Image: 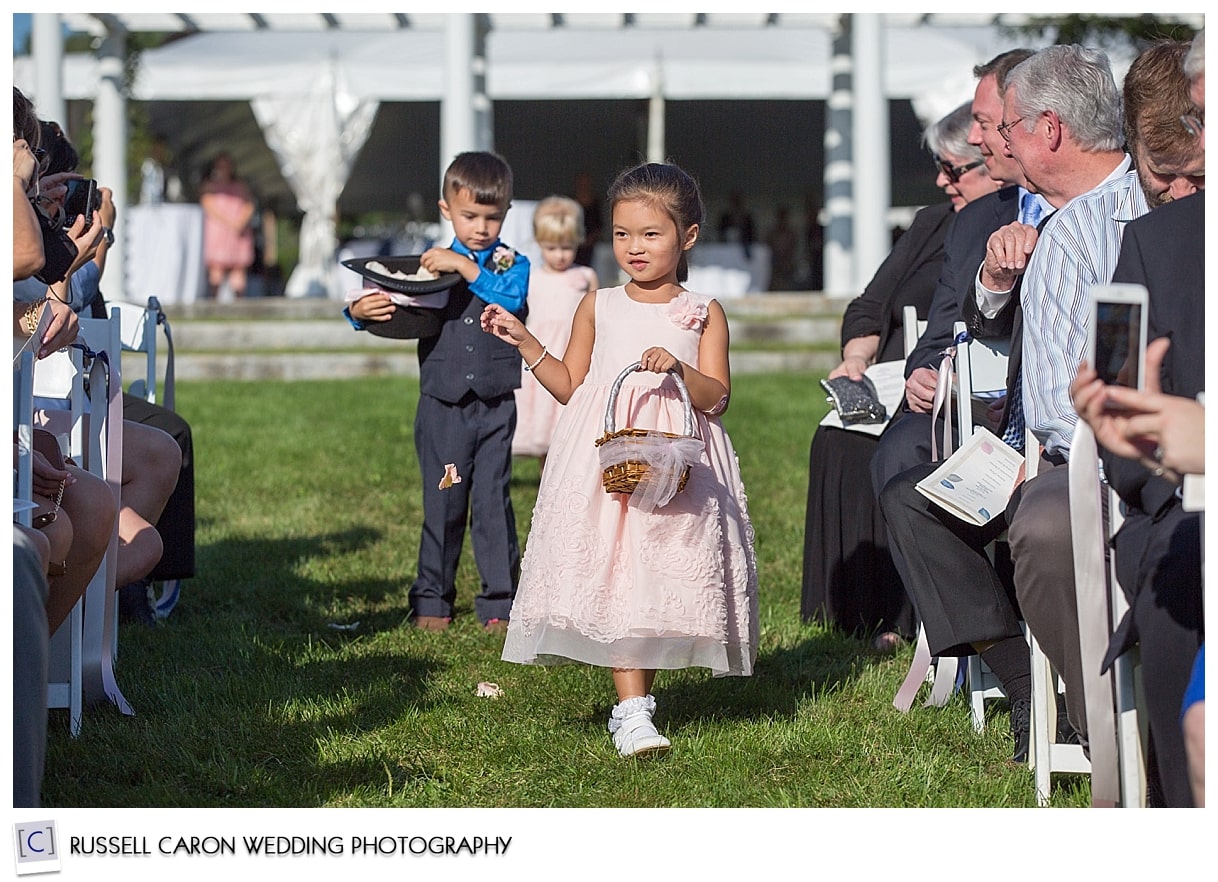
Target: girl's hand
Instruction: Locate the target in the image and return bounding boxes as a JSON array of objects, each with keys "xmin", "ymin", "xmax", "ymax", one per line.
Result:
[
  {"xmin": 639, "ymin": 347, "xmax": 680, "ymax": 376},
  {"xmin": 480, "ymin": 303, "xmax": 527, "ymax": 347},
  {"xmin": 348, "ymin": 290, "xmax": 395, "ymax": 323}
]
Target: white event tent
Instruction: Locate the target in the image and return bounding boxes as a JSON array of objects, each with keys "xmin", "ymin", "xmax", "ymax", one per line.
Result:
[{"xmin": 16, "ymin": 12, "xmax": 1082, "ymax": 300}]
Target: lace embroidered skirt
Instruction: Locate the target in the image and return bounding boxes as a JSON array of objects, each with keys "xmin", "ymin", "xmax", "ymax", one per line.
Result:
[{"xmin": 502, "ymin": 380, "xmax": 758, "ymax": 677}]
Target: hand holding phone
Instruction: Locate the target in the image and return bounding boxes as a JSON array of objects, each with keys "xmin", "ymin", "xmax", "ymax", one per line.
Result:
[
  {"xmin": 62, "ymin": 178, "xmax": 99, "ymax": 230},
  {"xmin": 1087, "ymin": 283, "xmax": 1148, "ymax": 391}
]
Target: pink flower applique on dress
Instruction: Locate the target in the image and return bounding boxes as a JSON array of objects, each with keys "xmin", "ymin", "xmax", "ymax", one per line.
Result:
[{"xmin": 667, "ymin": 292, "xmax": 708, "ymax": 331}]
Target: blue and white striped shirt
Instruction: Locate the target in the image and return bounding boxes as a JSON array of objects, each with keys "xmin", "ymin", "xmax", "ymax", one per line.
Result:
[{"xmin": 1020, "ymin": 156, "xmax": 1149, "ymax": 457}]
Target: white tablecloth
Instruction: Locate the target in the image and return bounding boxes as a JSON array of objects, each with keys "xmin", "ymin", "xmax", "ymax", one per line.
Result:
[{"xmin": 124, "ymin": 203, "xmax": 206, "ymax": 305}]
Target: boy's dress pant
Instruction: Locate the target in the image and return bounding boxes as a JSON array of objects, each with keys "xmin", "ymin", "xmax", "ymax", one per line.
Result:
[{"xmin": 409, "ymin": 390, "xmax": 520, "ymax": 624}]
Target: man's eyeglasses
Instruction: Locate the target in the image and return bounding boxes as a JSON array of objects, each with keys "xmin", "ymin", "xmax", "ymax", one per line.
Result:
[
  {"xmin": 935, "ymin": 155, "xmax": 984, "ymax": 183},
  {"xmin": 997, "ymin": 116, "xmax": 1024, "ymax": 142},
  {"xmin": 1181, "ymin": 115, "xmax": 1204, "ymax": 137}
]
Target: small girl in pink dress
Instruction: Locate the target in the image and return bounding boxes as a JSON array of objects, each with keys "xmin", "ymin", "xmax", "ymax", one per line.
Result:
[
  {"xmin": 481, "ymin": 163, "xmax": 758, "ymax": 759},
  {"xmin": 512, "ymin": 196, "xmax": 599, "ymax": 468}
]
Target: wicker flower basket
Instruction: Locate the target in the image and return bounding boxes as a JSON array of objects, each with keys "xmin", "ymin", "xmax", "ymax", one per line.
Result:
[{"xmin": 595, "ymin": 361, "xmax": 696, "ymax": 496}]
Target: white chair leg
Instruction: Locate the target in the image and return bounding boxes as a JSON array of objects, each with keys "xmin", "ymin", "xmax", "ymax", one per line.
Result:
[{"xmin": 47, "ymin": 602, "xmax": 84, "ymax": 737}]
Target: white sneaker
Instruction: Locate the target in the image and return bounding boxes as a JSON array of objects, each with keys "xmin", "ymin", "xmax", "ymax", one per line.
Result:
[{"xmin": 608, "ymin": 695, "xmax": 671, "ymax": 758}]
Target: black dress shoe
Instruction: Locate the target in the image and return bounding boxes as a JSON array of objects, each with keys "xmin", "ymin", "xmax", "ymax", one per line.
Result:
[
  {"xmin": 118, "ymin": 578, "xmax": 156, "ymax": 626},
  {"xmin": 1009, "ymin": 698, "xmax": 1031, "ymax": 764}
]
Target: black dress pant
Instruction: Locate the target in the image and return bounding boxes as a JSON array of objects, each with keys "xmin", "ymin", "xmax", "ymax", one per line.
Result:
[{"xmin": 122, "ymin": 392, "xmax": 196, "ymax": 580}]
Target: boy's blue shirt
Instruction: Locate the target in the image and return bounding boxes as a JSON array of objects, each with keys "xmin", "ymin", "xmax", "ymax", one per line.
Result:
[{"xmin": 448, "ymin": 236, "xmax": 530, "ymax": 314}]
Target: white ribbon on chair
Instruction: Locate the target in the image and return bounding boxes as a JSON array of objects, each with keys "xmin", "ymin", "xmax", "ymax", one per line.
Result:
[
  {"xmin": 1068, "ymin": 419, "xmax": 1120, "ymax": 806},
  {"xmin": 930, "ymin": 334, "xmax": 965, "ymax": 461},
  {"xmin": 893, "ymin": 628, "xmax": 960, "ymax": 712}
]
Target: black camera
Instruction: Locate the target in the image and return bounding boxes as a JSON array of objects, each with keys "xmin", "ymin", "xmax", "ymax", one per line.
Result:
[{"xmin": 63, "ymin": 178, "xmax": 101, "ymax": 229}]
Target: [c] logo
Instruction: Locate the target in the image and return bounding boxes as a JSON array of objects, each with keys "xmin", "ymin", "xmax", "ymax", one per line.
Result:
[{"xmin": 12, "ymin": 820, "xmax": 62, "ymax": 876}]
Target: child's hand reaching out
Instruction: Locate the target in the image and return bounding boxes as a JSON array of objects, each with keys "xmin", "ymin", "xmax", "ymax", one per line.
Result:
[
  {"xmin": 480, "ymin": 303, "xmax": 529, "ymax": 348},
  {"xmin": 639, "ymin": 347, "xmax": 682, "ymax": 377}
]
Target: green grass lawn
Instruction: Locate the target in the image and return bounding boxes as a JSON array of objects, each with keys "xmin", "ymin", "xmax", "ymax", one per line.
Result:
[{"xmin": 40, "ymin": 371, "xmax": 1090, "ymax": 808}]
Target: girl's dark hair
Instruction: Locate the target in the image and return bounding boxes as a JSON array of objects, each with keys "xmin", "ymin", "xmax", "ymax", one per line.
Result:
[{"xmin": 607, "ymin": 162, "xmax": 705, "ymax": 282}]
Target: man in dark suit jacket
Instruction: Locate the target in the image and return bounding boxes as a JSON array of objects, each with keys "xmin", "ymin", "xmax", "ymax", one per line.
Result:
[
  {"xmin": 1097, "ymin": 192, "xmax": 1204, "ymax": 807},
  {"xmin": 870, "ymin": 49, "xmax": 1035, "ymax": 525}
]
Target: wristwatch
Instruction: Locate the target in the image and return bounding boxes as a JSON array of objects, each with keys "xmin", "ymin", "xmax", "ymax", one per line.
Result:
[{"xmin": 101, "ymin": 226, "xmax": 115, "ymax": 246}]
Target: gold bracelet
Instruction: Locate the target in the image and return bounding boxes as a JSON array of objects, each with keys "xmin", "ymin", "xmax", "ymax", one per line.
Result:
[{"xmin": 22, "ymin": 298, "xmax": 46, "ymax": 337}]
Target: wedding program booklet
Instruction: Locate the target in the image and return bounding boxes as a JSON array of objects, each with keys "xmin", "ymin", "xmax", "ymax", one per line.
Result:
[{"xmin": 914, "ymin": 427, "xmax": 1024, "ymax": 525}]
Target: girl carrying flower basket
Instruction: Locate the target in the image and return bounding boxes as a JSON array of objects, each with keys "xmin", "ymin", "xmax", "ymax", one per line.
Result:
[{"xmin": 480, "ymin": 162, "xmax": 758, "ymax": 758}]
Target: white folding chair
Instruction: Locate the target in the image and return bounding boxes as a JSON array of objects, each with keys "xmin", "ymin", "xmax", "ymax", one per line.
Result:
[
  {"xmin": 73, "ymin": 314, "xmax": 135, "ymax": 716},
  {"xmin": 24, "ymin": 347, "xmax": 88, "ymax": 736},
  {"xmin": 107, "ymin": 296, "xmax": 175, "ymax": 410},
  {"xmin": 951, "ymin": 321, "xmax": 1015, "ymax": 731},
  {"xmin": 106, "ymin": 297, "xmax": 181, "ymax": 617},
  {"xmin": 951, "ymin": 326, "xmax": 1089, "ymax": 807},
  {"xmin": 1060, "ymin": 420, "xmax": 1145, "ymax": 807},
  {"xmin": 894, "ymin": 321, "xmax": 1013, "ymax": 718},
  {"xmin": 891, "ymin": 310, "xmax": 974, "ymax": 714},
  {"xmin": 16, "ymin": 350, "xmax": 85, "ymax": 738},
  {"xmin": 14, "ymin": 350, "xmax": 36, "ymax": 523}
]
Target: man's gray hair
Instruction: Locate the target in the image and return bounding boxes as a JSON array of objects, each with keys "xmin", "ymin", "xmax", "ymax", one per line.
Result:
[
  {"xmin": 1184, "ymin": 29, "xmax": 1205, "ymax": 83},
  {"xmin": 1006, "ymin": 44, "xmax": 1124, "ymax": 152}
]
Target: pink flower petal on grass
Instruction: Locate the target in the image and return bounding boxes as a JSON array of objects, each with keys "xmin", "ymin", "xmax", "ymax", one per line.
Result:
[{"xmin": 439, "ymin": 463, "xmax": 463, "ymax": 490}]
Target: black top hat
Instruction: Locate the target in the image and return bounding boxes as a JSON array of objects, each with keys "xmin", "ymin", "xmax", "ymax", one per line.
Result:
[{"xmin": 342, "ymin": 255, "xmax": 463, "ymax": 339}]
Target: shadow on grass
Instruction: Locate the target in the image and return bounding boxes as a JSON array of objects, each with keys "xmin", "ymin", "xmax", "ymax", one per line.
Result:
[
  {"xmin": 571, "ymin": 628, "xmax": 883, "ymax": 732},
  {"xmin": 43, "ymin": 527, "xmax": 453, "ymax": 808}
]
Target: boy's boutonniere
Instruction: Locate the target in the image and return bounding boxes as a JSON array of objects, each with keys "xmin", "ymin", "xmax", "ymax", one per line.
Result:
[
  {"xmin": 667, "ymin": 292, "xmax": 708, "ymax": 331},
  {"xmin": 490, "ymin": 245, "xmax": 516, "ymax": 274}
]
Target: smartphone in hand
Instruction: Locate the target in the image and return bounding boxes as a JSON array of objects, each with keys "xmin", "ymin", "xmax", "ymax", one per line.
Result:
[{"xmin": 1088, "ymin": 283, "xmax": 1148, "ymax": 390}]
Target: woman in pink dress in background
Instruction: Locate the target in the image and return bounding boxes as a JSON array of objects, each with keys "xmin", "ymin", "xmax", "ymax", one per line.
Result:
[
  {"xmin": 512, "ymin": 196, "xmax": 599, "ymax": 470},
  {"xmin": 200, "ymin": 152, "xmax": 255, "ymax": 299}
]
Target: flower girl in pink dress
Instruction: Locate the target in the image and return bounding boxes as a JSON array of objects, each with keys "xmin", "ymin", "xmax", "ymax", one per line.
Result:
[
  {"xmin": 512, "ymin": 196, "xmax": 599, "ymax": 469},
  {"xmin": 481, "ymin": 162, "xmax": 758, "ymax": 758}
]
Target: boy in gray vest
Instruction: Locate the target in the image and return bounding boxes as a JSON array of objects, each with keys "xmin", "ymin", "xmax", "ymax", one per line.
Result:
[{"xmin": 346, "ymin": 151, "xmax": 530, "ymax": 632}]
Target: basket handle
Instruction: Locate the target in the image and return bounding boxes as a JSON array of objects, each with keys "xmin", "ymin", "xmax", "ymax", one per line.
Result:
[{"xmin": 603, "ymin": 361, "xmax": 694, "ymax": 437}]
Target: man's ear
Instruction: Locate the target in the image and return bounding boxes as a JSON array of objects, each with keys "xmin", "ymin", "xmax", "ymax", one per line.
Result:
[
  {"xmin": 438, "ymin": 199, "xmax": 451, "ymax": 221},
  {"xmin": 683, "ymin": 223, "xmax": 700, "ymax": 251}
]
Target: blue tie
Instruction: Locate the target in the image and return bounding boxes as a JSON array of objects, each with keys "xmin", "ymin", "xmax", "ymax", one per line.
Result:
[
  {"xmin": 1002, "ymin": 194, "xmax": 1045, "ymax": 450},
  {"xmin": 1001, "ymin": 369, "xmax": 1025, "ymax": 450},
  {"xmin": 1020, "ymin": 192, "xmax": 1044, "ymax": 228}
]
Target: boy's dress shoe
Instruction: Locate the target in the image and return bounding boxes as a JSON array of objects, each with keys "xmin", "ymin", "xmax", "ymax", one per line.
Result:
[{"xmin": 414, "ymin": 615, "xmax": 452, "ymax": 632}]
